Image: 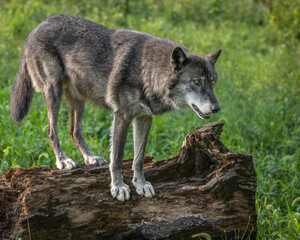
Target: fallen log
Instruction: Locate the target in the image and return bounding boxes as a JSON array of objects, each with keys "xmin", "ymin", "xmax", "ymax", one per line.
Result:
[{"xmin": 0, "ymin": 122, "xmax": 257, "ymax": 240}]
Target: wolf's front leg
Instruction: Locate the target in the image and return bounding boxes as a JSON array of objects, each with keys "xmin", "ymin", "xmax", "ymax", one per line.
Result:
[
  {"xmin": 109, "ymin": 112, "xmax": 131, "ymax": 202},
  {"xmin": 132, "ymin": 115, "xmax": 155, "ymax": 198}
]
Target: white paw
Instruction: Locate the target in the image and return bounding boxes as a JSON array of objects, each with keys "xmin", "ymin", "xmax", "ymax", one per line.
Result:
[
  {"xmin": 110, "ymin": 183, "xmax": 131, "ymax": 202},
  {"xmin": 133, "ymin": 180, "xmax": 155, "ymax": 198},
  {"xmin": 85, "ymin": 156, "xmax": 107, "ymax": 166},
  {"xmin": 56, "ymin": 158, "xmax": 76, "ymax": 170}
]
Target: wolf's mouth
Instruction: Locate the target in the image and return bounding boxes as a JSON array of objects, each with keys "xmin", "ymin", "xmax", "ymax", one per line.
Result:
[{"xmin": 192, "ymin": 104, "xmax": 210, "ymax": 120}]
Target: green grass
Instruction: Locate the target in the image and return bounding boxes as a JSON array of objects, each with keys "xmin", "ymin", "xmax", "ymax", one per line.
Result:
[{"xmin": 0, "ymin": 0, "xmax": 299, "ymax": 239}]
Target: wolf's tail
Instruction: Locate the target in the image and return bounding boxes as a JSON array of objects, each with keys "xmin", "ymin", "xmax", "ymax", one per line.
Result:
[{"xmin": 10, "ymin": 59, "xmax": 34, "ymax": 122}]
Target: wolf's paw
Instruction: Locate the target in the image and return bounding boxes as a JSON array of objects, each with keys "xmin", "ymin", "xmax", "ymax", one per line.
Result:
[
  {"xmin": 110, "ymin": 183, "xmax": 131, "ymax": 202},
  {"xmin": 85, "ymin": 156, "xmax": 107, "ymax": 166},
  {"xmin": 133, "ymin": 180, "xmax": 155, "ymax": 198},
  {"xmin": 56, "ymin": 158, "xmax": 76, "ymax": 170}
]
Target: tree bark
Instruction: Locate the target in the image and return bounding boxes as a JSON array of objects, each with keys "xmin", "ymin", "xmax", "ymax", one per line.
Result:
[{"xmin": 0, "ymin": 122, "xmax": 257, "ymax": 240}]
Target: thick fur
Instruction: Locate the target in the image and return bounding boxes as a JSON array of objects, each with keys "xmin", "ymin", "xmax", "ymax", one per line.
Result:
[
  {"xmin": 10, "ymin": 56, "xmax": 34, "ymax": 122},
  {"xmin": 10, "ymin": 15, "xmax": 222, "ymax": 201}
]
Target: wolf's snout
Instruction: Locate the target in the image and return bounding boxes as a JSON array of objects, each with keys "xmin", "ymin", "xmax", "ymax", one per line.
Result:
[{"xmin": 211, "ymin": 104, "xmax": 221, "ymax": 113}]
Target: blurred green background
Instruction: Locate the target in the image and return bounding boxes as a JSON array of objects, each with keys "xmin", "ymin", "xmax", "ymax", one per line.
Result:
[{"xmin": 0, "ymin": 0, "xmax": 299, "ymax": 239}]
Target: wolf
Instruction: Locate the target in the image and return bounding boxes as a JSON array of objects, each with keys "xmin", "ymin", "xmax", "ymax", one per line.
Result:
[{"xmin": 10, "ymin": 15, "xmax": 222, "ymax": 202}]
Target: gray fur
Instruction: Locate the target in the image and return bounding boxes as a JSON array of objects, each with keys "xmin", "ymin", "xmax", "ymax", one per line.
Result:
[
  {"xmin": 10, "ymin": 58, "xmax": 34, "ymax": 122},
  {"xmin": 10, "ymin": 15, "xmax": 222, "ymax": 201}
]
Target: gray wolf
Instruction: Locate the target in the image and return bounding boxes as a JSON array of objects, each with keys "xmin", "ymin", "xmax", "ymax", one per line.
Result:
[{"xmin": 10, "ymin": 15, "xmax": 222, "ymax": 201}]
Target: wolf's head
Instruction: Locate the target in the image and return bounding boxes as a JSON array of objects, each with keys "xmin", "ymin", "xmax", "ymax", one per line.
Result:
[{"xmin": 170, "ymin": 47, "xmax": 222, "ymax": 119}]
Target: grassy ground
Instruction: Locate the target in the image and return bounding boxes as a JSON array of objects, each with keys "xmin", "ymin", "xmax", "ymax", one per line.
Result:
[{"xmin": 0, "ymin": 0, "xmax": 299, "ymax": 239}]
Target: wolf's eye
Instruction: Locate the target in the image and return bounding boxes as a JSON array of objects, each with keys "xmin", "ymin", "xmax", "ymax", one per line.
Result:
[
  {"xmin": 194, "ymin": 80, "xmax": 200, "ymax": 85},
  {"xmin": 212, "ymin": 80, "xmax": 216, "ymax": 84}
]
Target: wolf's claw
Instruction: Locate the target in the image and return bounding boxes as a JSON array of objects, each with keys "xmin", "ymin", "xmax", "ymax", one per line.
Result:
[
  {"xmin": 110, "ymin": 183, "xmax": 131, "ymax": 202},
  {"xmin": 56, "ymin": 158, "xmax": 76, "ymax": 170},
  {"xmin": 85, "ymin": 156, "xmax": 107, "ymax": 166},
  {"xmin": 133, "ymin": 180, "xmax": 155, "ymax": 198}
]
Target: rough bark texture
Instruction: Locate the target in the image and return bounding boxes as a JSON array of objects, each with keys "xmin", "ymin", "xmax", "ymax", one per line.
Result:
[{"xmin": 0, "ymin": 122, "xmax": 257, "ymax": 240}]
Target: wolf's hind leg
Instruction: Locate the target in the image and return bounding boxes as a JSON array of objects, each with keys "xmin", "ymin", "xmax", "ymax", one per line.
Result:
[
  {"xmin": 27, "ymin": 49, "xmax": 76, "ymax": 170},
  {"xmin": 132, "ymin": 115, "xmax": 155, "ymax": 198},
  {"xmin": 65, "ymin": 93, "xmax": 107, "ymax": 166},
  {"xmin": 44, "ymin": 84, "xmax": 76, "ymax": 170}
]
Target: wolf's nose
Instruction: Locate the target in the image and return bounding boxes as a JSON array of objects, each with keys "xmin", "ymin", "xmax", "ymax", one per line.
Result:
[{"xmin": 212, "ymin": 104, "xmax": 221, "ymax": 113}]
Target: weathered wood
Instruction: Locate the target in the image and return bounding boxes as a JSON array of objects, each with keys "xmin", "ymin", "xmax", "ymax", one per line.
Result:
[{"xmin": 0, "ymin": 122, "xmax": 257, "ymax": 240}]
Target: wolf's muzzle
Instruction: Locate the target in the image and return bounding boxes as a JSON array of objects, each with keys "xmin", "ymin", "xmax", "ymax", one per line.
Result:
[{"xmin": 192, "ymin": 104, "xmax": 210, "ymax": 119}]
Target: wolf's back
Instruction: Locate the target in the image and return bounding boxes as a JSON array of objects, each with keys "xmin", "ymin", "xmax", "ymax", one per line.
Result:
[{"xmin": 10, "ymin": 58, "xmax": 34, "ymax": 122}]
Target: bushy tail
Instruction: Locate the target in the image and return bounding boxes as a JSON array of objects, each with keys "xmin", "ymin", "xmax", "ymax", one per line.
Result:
[{"xmin": 10, "ymin": 60, "xmax": 34, "ymax": 122}]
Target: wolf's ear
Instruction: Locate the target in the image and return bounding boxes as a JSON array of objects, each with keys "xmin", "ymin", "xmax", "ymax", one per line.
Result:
[
  {"xmin": 207, "ymin": 49, "xmax": 222, "ymax": 65},
  {"xmin": 172, "ymin": 47, "xmax": 189, "ymax": 70}
]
